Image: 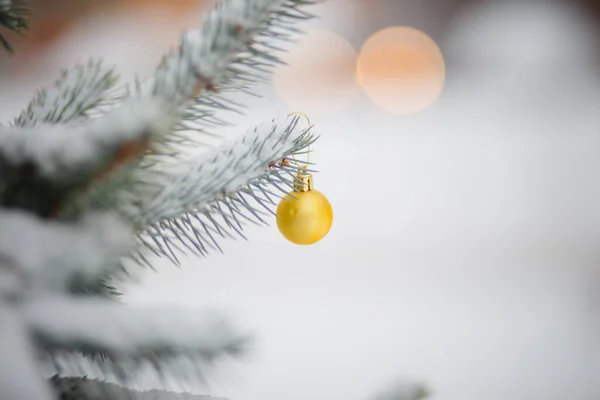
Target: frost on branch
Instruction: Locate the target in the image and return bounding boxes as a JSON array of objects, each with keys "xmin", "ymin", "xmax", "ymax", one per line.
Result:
[
  {"xmin": 153, "ymin": 0, "xmax": 308, "ymax": 102},
  {"xmin": 14, "ymin": 60, "xmax": 119, "ymax": 127},
  {"xmin": 0, "ymin": 210, "xmax": 250, "ymax": 398},
  {"xmin": 138, "ymin": 116, "xmax": 312, "ymax": 223},
  {"xmin": 4, "ymin": 0, "xmax": 322, "ymax": 236},
  {"xmin": 125, "ymin": 115, "xmax": 317, "ymax": 264},
  {"xmin": 0, "ymin": 209, "xmax": 131, "ymax": 400},
  {"xmin": 50, "ymin": 376, "xmax": 228, "ymax": 400},
  {"xmin": 27, "ymin": 297, "xmax": 251, "ymax": 379},
  {"xmin": 0, "ymin": 210, "xmax": 131, "ymax": 294},
  {"xmin": 0, "ymin": 98, "xmax": 175, "ymax": 217},
  {"xmin": 154, "ymin": 0, "xmax": 317, "ymax": 146}
]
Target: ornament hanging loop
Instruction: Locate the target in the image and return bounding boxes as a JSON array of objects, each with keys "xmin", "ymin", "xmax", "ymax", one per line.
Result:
[
  {"xmin": 287, "ymin": 111, "xmax": 312, "ymax": 164},
  {"xmin": 287, "ymin": 111, "xmax": 314, "ymax": 192}
]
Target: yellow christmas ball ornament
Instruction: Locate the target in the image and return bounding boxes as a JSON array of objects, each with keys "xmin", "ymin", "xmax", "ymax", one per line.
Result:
[{"xmin": 276, "ymin": 167, "xmax": 333, "ymax": 245}]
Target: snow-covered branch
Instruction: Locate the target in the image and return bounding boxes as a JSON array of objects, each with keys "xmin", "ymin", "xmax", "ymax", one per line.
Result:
[
  {"xmin": 47, "ymin": 376, "xmax": 429, "ymax": 400},
  {"xmin": 46, "ymin": 375, "xmax": 429, "ymax": 400},
  {"xmin": 0, "ymin": 209, "xmax": 250, "ymax": 398},
  {"xmin": 0, "ymin": 98, "xmax": 175, "ymax": 217},
  {"xmin": 50, "ymin": 376, "xmax": 227, "ymax": 400},
  {"xmin": 1, "ymin": 99, "xmax": 171, "ymax": 180},
  {"xmin": 3, "ymin": 0, "xmax": 321, "ymax": 235},
  {"xmin": 0, "ymin": 210, "xmax": 131, "ymax": 294},
  {"xmin": 139, "ymin": 116, "xmax": 312, "ymax": 224},
  {"xmin": 10, "ymin": 0, "xmax": 319, "ymax": 153},
  {"xmin": 154, "ymin": 0, "xmax": 317, "ymax": 151},
  {"xmin": 154, "ymin": 0, "xmax": 313, "ymax": 104},
  {"xmin": 26, "ymin": 296, "xmax": 250, "ymax": 369},
  {"xmin": 14, "ymin": 60, "xmax": 119, "ymax": 127},
  {"xmin": 128, "ymin": 115, "xmax": 316, "ymax": 264}
]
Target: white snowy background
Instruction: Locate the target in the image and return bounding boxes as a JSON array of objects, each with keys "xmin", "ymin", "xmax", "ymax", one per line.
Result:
[{"xmin": 2, "ymin": 1, "xmax": 600, "ymax": 400}]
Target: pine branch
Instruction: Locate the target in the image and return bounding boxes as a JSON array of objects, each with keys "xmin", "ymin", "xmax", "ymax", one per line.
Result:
[
  {"xmin": 50, "ymin": 376, "xmax": 228, "ymax": 400},
  {"xmin": 27, "ymin": 296, "xmax": 251, "ymax": 382},
  {"xmin": 151, "ymin": 0, "xmax": 318, "ymax": 152},
  {"xmin": 14, "ymin": 60, "xmax": 119, "ymax": 127},
  {"xmin": 138, "ymin": 116, "xmax": 311, "ymax": 225},
  {"xmin": 48, "ymin": 376, "xmax": 429, "ymax": 400},
  {"xmin": 8, "ymin": 0, "xmax": 317, "ymax": 133},
  {"xmin": 179, "ymin": 0, "xmax": 317, "ymax": 138},
  {"xmin": 153, "ymin": 0, "xmax": 311, "ymax": 103},
  {"xmin": 114, "ymin": 0, "xmax": 320, "ymax": 264},
  {"xmin": 0, "ymin": 210, "xmax": 131, "ymax": 293},
  {"xmin": 3, "ymin": 0, "xmax": 321, "ymax": 226},
  {"xmin": 126, "ymin": 115, "xmax": 316, "ymax": 264},
  {"xmin": 13, "ymin": 0, "xmax": 320, "ymax": 228},
  {"xmin": 68, "ymin": 277, "xmax": 122, "ymax": 298},
  {"xmin": 0, "ymin": 0, "xmax": 323, "ymax": 290},
  {"xmin": 0, "ymin": 98, "xmax": 175, "ymax": 217},
  {"xmin": 0, "ymin": 0, "xmax": 30, "ymax": 53},
  {"xmin": 9, "ymin": 0, "xmax": 318, "ymax": 151},
  {"xmin": 0, "ymin": 210, "xmax": 250, "ymax": 396}
]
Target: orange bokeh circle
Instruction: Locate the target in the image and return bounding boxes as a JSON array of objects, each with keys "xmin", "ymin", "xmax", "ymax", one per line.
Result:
[{"xmin": 357, "ymin": 27, "xmax": 445, "ymax": 114}]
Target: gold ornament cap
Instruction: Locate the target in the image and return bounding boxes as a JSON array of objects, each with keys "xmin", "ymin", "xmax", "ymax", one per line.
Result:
[{"xmin": 294, "ymin": 165, "xmax": 313, "ymax": 192}]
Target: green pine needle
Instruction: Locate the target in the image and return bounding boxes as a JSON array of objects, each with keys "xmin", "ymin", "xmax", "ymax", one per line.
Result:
[{"xmin": 0, "ymin": 0, "xmax": 30, "ymax": 53}]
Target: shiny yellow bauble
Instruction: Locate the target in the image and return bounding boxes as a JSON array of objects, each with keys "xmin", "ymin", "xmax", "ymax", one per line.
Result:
[{"xmin": 276, "ymin": 189, "xmax": 333, "ymax": 245}]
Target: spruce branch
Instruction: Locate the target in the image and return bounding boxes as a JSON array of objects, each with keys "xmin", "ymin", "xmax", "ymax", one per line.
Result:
[
  {"xmin": 0, "ymin": 98, "xmax": 175, "ymax": 217},
  {"xmin": 47, "ymin": 376, "xmax": 429, "ymax": 400},
  {"xmin": 9, "ymin": 0, "xmax": 318, "ymax": 138},
  {"xmin": 8, "ymin": 0, "xmax": 322, "ymax": 232},
  {"xmin": 4, "ymin": 0, "xmax": 321, "ymax": 226},
  {"xmin": 0, "ymin": 210, "xmax": 250, "ymax": 396},
  {"xmin": 137, "ymin": 116, "xmax": 312, "ymax": 224},
  {"xmin": 50, "ymin": 376, "xmax": 228, "ymax": 400},
  {"xmin": 0, "ymin": 210, "xmax": 131, "ymax": 295},
  {"xmin": 0, "ymin": 0, "xmax": 30, "ymax": 53},
  {"xmin": 27, "ymin": 296, "xmax": 251, "ymax": 381},
  {"xmin": 127, "ymin": 115, "xmax": 316, "ymax": 264},
  {"xmin": 69, "ymin": 278, "xmax": 122, "ymax": 298},
  {"xmin": 152, "ymin": 0, "xmax": 318, "ymax": 151},
  {"xmin": 14, "ymin": 60, "xmax": 119, "ymax": 127},
  {"xmin": 153, "ymin": 0, "xmax": 313, "ymax": 102},
  {"xmin": 0, "ymin": 209, "xmax": 131, "ymax": 400}
]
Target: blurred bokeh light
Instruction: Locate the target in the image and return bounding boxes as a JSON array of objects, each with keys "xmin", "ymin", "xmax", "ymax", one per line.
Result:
[
  {"xmin": 357, "ymin": 26, "xmax": 445, "ymax": 115},
  {"xmin": 273, "ymin": 28, "xmax": 359, "ymax": 116}
]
